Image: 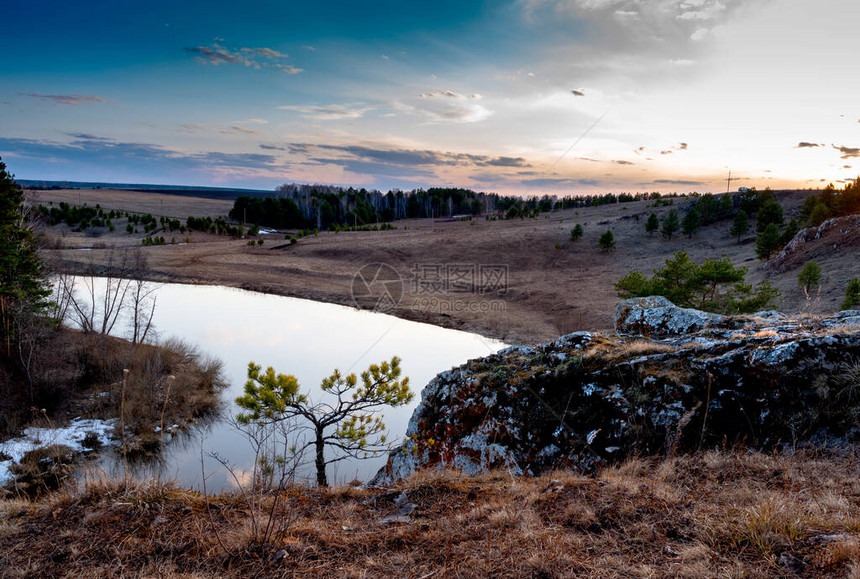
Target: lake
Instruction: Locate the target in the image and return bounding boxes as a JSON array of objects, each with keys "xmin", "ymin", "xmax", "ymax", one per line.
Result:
[{"xmin": 72, "ymin": 278, "xmax": 507, "ymax": 490}]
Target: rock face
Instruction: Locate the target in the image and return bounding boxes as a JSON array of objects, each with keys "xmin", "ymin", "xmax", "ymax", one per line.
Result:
[
  {"xmin": 615, "ymin": 296, "xmax": 735, "ymax": 338},
  {"xmin": 767, "ymin": 214, "xmax": 860, "ymax": 273},
  {"xmin": 372, "ymin": 299, "xmax": 860, "ymax": 485}
]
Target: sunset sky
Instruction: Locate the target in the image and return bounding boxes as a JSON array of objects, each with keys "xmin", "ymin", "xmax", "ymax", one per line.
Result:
[{"xmin": 1, "ymin": 0, "xmax": 857, "ymax": 195}]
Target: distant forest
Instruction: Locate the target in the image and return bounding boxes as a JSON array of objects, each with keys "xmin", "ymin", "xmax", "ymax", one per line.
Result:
[{"xmin": 230, "ymin": 184, "xmax": 677, "ymax": 230}]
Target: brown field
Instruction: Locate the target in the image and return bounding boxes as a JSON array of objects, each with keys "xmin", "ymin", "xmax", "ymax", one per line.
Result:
[
  {"xmin": 32, "ymin": 187, "xmax": 859, "ymax": 344},
  {"xmin": 3, "ymin": 450, "xmax": 860, "ymax": 578}
]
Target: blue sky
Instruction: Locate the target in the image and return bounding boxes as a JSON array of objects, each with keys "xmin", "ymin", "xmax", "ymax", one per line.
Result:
[{"xmin": 1, "ymin": 0, "xmax": 858, "ymax": 194}]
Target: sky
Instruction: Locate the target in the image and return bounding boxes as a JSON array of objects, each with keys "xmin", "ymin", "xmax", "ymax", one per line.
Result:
[{"xmin": 1, "ymin": 0, "xmax": 858, "ymax": 196}]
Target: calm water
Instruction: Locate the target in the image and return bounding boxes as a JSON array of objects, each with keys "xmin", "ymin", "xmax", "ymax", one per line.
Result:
[{"xmin": 72, "ymin": 279, "xmax": 506, "ymax": 490}]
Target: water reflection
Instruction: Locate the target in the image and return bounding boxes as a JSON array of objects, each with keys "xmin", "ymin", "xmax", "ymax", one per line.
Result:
[{"xmin": 77, "ymin": 279, "xmax": 506, "ymax": 490}]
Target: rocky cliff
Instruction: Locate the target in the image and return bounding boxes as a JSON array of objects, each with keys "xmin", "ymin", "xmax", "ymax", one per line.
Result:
[{"xmin": 372, "ymin": 297, "xmax": 860, "ymax": 485}]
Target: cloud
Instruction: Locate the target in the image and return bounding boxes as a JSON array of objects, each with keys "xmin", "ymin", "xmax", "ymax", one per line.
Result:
[
  {"xmin": 67, "ymin": 133, "xmax": 114, "ymax": 142},
  {"xmin": 659, "ymin": 142, "xmax": 689, "ymax": 155},
  {"xmin": 243, "ymin": 47, "xmax": 287, "ymax": 59},
  {"xmin": 796, "ymin": 142, "xmax": 823, "ymax": 148},
  {"xmin": 522, "ymin": 0, "xmax": 748, "ymax": 58},
  {"xmin": 278, "ymin": 103, "xmax": 373, "ymax": 121},
  {"xmin": 260, "ymin": 144, "xmax": 287, "ymax": 151},
  {"xmin": 24, "ymin": 93, "xmax": 107, "ymax": 105},
  {"xmin": 180, "ymin": 123, "xmax": 211, "ymax": 133},
  {"xmin": 613, "ymin": 159, "xmax": 635, "ymax": 165},
  {"xmin": 184, "ymin": 45, "xmax": 244, "ymax": 66},
  {"xmin": 653, "ymin": 178, "xmax": 703, "ymax": 185},
  {"xmin": 180, "ymin": 123, "xmax": 264, "ymax": 135},
  {"xmin": 221, "ymin": 125, "xmax": 263, "ymax": 135},
  {"xmin": 485, "ymin": 156, "xmax": 531, "ymax": 167},
  {"xmin": 273, "ymin": 64, "xmax": 303, "ymax": 74},
  {"xmin": 185, "ymin": 43, "xmax": 302, "ymax": 74},
  {"xmin": 313, "ymin": 144, "xmax": 529, "ymax": 168},
  {"xmin": 0, "ymin": 136, "xmax": 278, "ymax": 173},
  {"xmin": 520, "ymin": 177, "xmax": 601, "ymax": 187},
  {"xmin": 396, "ymin": 90, "xmax": 492, "ymax": 123},
  {"xmin": 418, "ymin": 90, "xmax": 482, "ymax": 100},
  {"xmin": 833, "ymin": 144, "xmax": 860, "ymax": 159},
  {"xmin": 571, "ymin": 89, "xmax": 586, "ymax": 96}
]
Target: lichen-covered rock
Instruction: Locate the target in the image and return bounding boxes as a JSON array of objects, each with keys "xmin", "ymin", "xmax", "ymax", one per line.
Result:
[
  {"xmin": 615, "ymin": 296, "xmax": 737, "ymax": 338},
  {"xmin": 372, "ymin": 300, "xmax": 860, "ymax": 485}
]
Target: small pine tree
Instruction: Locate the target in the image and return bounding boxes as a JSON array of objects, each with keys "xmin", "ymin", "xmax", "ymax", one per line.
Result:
[
  {"xmin": 755, "ymin": 223, "xmax": 781, "ymax": 260},
  {"xmin": 645, "ymin": 212, "xmax": 659, "ymax": 236},
  {"xmin": 808, "ymin": 202, "xmax": 830, "ymax": 227},
  {"xmin": 570, "ymin": 224, "xmax": 583, "ymax": 241},
  {"xmin": 780, "ymin": 218, "xmax": 799, "ymax": 246},
  {"xmin": 236, "ymin": 357, "xmax": 412, "ymax": 487},
  {"xmin": 797, "ymin": 260, "xmax": 822, "ymax": 294},
  {"xmin": 661, "ymin": 209, "xmax": 680, "ymax": 239},
  {"xmin": 842, "ymin": 278, "xmax": 860, "ymax": 310},
  {"xmin": 681, "ymin": 206, "xmax": 701, "ymax": 238},
  {"xmin": 756, "ymin": 199, "xmax": 784, "ymax": 233},
  {"xmin": 598, "ymin": 229, "xmax": 616, "ymax": 252},
  {"xmin": 729, "ymin": 209, "xmax": 749, "ymax": 243}
]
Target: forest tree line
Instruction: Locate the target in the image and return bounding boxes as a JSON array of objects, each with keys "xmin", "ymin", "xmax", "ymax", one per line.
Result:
[{"xmin": 230, "ymin": 184, "xmax": 680, "ymax": 230}]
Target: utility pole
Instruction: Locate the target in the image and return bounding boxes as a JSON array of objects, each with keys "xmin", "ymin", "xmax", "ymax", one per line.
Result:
[{"xmin": 726, "ymin": 170, "xmax": 733, "ymax": 194}]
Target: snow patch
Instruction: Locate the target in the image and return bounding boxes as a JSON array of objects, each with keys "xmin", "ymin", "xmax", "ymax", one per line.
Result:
[{"xmin": 0, "ymin": 418, "xmax": 116, "ymax": 486}]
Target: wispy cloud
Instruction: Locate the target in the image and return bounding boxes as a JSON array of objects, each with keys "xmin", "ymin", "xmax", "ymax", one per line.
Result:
[
  {"xmin": 221, "ymin": 125, "xmax": 263, "ymax": 135},
  {"xmin": 180, "ymin": 123, "xmax": 211, "ymax": 133},
  {"xmin": 521, "ymin": 0, "xmax": 750, "ymax": 59},
  {"xmin": 652, "ymin": 178, "xmax": 703, "ymax": 185},
  {"xmin": 312, "ymin": 143, "xmax": 530, "ymax": 168},
  {"xmin": 832, "ymin": 144, "xmax": 859, "ymax": 158},
  {"xmin": 0, "ymin": 135, "xmax": 295, "ymax": 186},
  {"xmin": 660, "ymin": 142, "xmax": 689, "ymax": 155},
  {"xmin": 67, "ymin": 133, "xmax": 114, "ymax": 142},
  {"xmin": 180, "ymin": 123, "xmax": 262, "ymax": 135},
  {"xmin": 24, "ymin": 93, "xmax": 107, "ymax": 105},
  {"xmin": 185, "ymin": 43, "xmax": 302, "ymax": 74},
  {"xmin": 520, "ymin": 177, "xmax": 601, "ymax": 187},
  {"xmin": 278, "ymin": 103, "xmax": 373, "ymax": 121},
  {"xmin": 396, "ymin": 90, "xmax": 492, "ymax": 123},
  {"xmin": 796, "ymin": 141, "xmax": 823, "ymax": 148}
]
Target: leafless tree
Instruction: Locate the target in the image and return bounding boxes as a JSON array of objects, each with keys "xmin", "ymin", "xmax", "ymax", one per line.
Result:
[
  {"xmin": 47, "ymin": 272, "xmax": 76, "ymax": 325},
  {"xmin": 65, "ymin": 247, "xmax": 157, "ymax": 341},
  {"xmin": 206, "ymin": 417, "xmax": 306, "ymax": 549},
  {"xmin": 10, "ymin": 303, "xmax": 51, "ymax": 403},
  {"xmin": 127, "ymin": 251, "xmax": 157, "ymax": 344}
]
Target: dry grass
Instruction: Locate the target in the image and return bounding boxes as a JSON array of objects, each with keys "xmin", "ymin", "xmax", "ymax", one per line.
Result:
[
  {"xmin": 752, "ymin": 330, "xmax": 780, "ymax": 339},
  {"xmin": 2, "ymin": 449, "xmax": 860, "ymax": 577},
  {"xmin": 619, "ymin": 339, "xmax": 678, "ymax": 358}
]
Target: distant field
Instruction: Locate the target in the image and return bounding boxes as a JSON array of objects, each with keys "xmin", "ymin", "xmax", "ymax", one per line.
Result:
[
  {"xmin": 30, "ymin": 188, "xmax": 235, "ymax": 220},
  {"xmin": 33, "ymin": 187, "xmax": 859, "ymax": 344}
]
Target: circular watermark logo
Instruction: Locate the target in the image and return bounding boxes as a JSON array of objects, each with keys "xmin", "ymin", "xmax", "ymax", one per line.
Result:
[{"xmin": 351, "ymin": 263, "xmax": 403, "ymax": 313}]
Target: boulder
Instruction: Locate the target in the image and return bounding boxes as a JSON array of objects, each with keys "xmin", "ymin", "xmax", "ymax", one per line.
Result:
[
  {"xmin": 615, "ymin": 296, "xmax": 736, "ymax": 338},
  {"xmin": 372, "ymin": 299, "xmax": 860, "ymax": 485}
]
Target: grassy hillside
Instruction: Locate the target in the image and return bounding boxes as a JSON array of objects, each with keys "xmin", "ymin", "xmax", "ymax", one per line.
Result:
[{"xmin": 2, "ymin": 450, "xmax": 859, "ymax": 577}]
